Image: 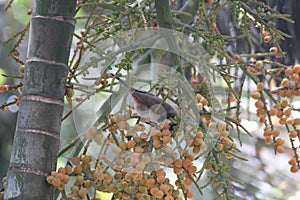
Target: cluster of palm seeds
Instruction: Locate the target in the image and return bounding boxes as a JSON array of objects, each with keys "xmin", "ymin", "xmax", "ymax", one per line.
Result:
[{"xmin": 251, "ymin": 65, "xmax": 300, "ymax": 172}]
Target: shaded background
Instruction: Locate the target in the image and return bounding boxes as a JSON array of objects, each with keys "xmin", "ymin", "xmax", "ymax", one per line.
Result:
[{"xmin": 0, "ymin": 0, "xmax": 31, "ymax": 186}]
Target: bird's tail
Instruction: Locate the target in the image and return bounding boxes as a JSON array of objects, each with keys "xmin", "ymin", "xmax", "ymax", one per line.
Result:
[{"xmin": 110, "ymin": 73, "xmax": 129, "ymax": 88}]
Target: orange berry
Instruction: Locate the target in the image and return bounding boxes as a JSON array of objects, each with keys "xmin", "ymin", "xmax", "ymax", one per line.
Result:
[
  {"xmin": 160, "ymin": 184, "xmax": 171, "ymax": 193},
  {"xmin": 200, "ymin": 98, "xmax": 208, "ymax": 106},
  {"xmin": 74, "ymin": 165, "xmax": 82, "ymax": 175},
  {"xmin": 276, "ymin": 138, "xmax": 285, "ymax": 146},
  {"xmin": 50, "ymin": 171, "xmax": 57, "ymax": 176},
  {"xmin": 276, "ymin": 145, "xmax": 284, "ymax": 153},
  {"xmin": 78, "ymin": 188, "xmax": 88, "ymax": 198},
  {"xmin": 162, "ymin": 123, "xmax": 170, "ymax": 130},
  {"xmin": 188, "ymin": 166, "xmax": 197, "ymax": 174},
  {"xmin": 134, "ymin": 146, "xmax": 144, "ymax": 153},
  {"xmin": 184, "ymin": 178, "xmax": 193, "ymax": 187},
  {"xmin": 234, "ymin": 55, "xmax": 241, "ymax": 64},
  {"xmin": 289, "ymin": 130, "xmax": 298, "ymax": 138},
  {"xmin": 150, "ymin": 187, "xmax": 159, "ymax": 195},
  {"xmin": 193, "ymin": 138, "xmax": 203, "ymax": 146},
  {"xmin": 58, "ymin": 167, "xmax": 66, "ymax": 174},
  {"xmin": 162, "ymin": 129, "xmax": 171, "ymax": 136},
  {"xmin": 127, "ymin": 140, "xmax": 136, "ymax": 149},
  {"xmin": 280, "ymin": 100, "xmax": 288, "ymax": 108},
  {"xmin": 75, "ymin": 176, "xmax": 84, "ymax": 185},
  {"xmin": 186, "ymin": 190, "xmax": 195, "ymax": 199},
  {"xmin": 264, "ymin": 35, "xmax": 272, "ymax": 43},
  {"xmin": 222, "ymin": 137, "xmax": 232, "ymax": 145},
  {"xmin": 173, "ymin": 167, "xmax": 182, "ymax": 175},
  {"xmin": 56, "ymin": 184, "xmax": 65, "ymax": 191},
  {"xmin": 52, "ymin": 177, "xmax": 61, "ymax": 187},
  {"xmin": 286, "ymin": 118, "xmax": 295, "ymax": 125},
  {"xmin": 263, "ymin": 130, "xmax": 272, "ymax": 137},
  {"xmin": 288, "ymin": 158, "xmax": 297, "ymax": 165},
  {"xmin": 269, "ymin": 47, "xmax": 278, "ymax": 54},
  {"xmin": 281, "ymin": 78, "xmax": 290, "ymax": 87},
  {"xmin": 226, "ymin": 153, "xmax": 233, "ymax": 159},
  {"xmin": 262, "ymin": 30, "xmax": 269, "ymax": 38},
  {"xmin": 46, "ymin": 176, "xmax": 54, "ymax": 184},
  {"xmin": 153, "ymin": 139, "xmax": 161, "ymax": 148},
  {"xmin": 162, "ymin": 136, "xmax": 172, "ymax": 146},
  {"xmin": 119, "ymin": 141, "xmax": 127, "ymax": 150},
  {"xmin": 255, "ymin": 100, "xmax": 264, "ymax": 109},
  {"xmin": 285, "ymin": 68, "xmax": 293, "ymax": 76},
  {"xmin": 290, "ymin": 165, "xmax": 299, "ymax": 173},
  {"xmin": 97, "ymin": 173, "xmax": 105, "ymax": 181},
  {"xmin": 269, "ymin": 108, "xmax": 278, "ymax": 116},
  {"xmin": 293, "ymin": 65, "xmax": 300, "ymax": 74},
  {"xmin": 56, "ymin": 172, "xmax": 64, "ymax": 180},
  {"xmin": 265, "ymin": 136, "xmax": 272, "ymax": 145},
  {"xmin": 286, "ymin": 90, "xmax": 293, "ymax": 98},
  {"xmin": 279, "ymin": 90, "xmax": 286, "ymax": 98},
  {"xmin": 210, "ymin": 22, "xmax": 217, "ymax": 30},
  {"xmin": 192, "ymin": 145, "xmax": 201, "ymax": 154},
  {"xmin": 65, "ymin": 165, "xmax": 72, "ymax": 175},
  {"xmin": 251, "ymin": 92, "xmax": 261, "ymax": 99},
  {"xmin": 147, "ymin": 178, "xmax": 156, "ymax": 187},
  {"xmin": 291, "ymin": 73, "xmax": 299, "ymax": 82},
  {"xmin": 294, "ymin": 118, "xmax": 300, "ymax": 125},
  {"xmin": 182, "ymin": 159, "xmax": 192, "ymax": 168},
  {"xmin": 173, "ymin": 159, "xmax": 182, "ymax": 168},
  {"xmin": 257, "ymin": 82, "xmax": 264, "ymax": 91},
  {"xmin": 154, "ymin": 190, "xmax": 164, "ymax": 198},
  {"xmin": 272, "ymin": 129, "xmax": 280, "ymax": 137},
  {"xmin": 196, "ymin": 132, "xmax": 203, "ymax": 138},
  {"xmin": 283, "ymin": 107, "xmax": 291, "ymax": 116}
]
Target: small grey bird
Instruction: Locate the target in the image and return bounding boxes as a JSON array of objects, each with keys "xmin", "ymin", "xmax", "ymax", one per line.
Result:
[{"xmin": 111, "ymin": 73, "xmax": 177, "ymax": 123}]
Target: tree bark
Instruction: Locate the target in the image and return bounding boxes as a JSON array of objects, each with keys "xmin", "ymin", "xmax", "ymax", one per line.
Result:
[{"xmin": 5, "ymin": 0, "xmax": 76, "ymax": 199}]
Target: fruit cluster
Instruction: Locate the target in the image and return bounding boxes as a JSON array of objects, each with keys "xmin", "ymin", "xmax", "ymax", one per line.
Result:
[{"xmin": 252, "ymin": 65, "xmax": 300, "ymax": 172}]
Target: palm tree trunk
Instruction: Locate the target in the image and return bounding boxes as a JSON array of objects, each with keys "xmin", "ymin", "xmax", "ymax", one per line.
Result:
[{"xmin": 5, "ymin": 0, "xmax": 76, "ymax": 199}]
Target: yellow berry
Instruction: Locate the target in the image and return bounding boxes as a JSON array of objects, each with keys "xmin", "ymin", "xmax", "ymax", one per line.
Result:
[
  {"xmin": 71, "ymin": 185, "xmax": 79, "ymax": 194},
  {"xmin": 19, "ymin": 65, "xmax": 25, "ymax": 74}
]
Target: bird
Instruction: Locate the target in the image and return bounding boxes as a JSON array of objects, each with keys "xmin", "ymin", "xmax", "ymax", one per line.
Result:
[{"xmin": 111, "ymin": 73, "xmax": 178, "ymax": 124}]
